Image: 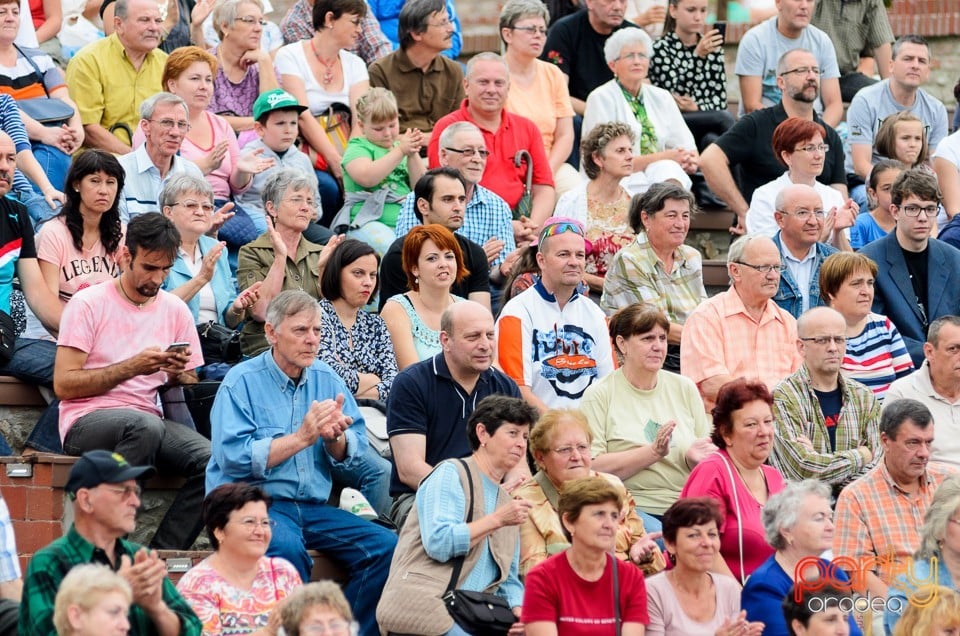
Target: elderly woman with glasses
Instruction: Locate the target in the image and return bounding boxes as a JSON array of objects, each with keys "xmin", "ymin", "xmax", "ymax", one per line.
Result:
[
  {"xmin": 53, "ymin": 565, "xmax": 132, "ymax": 636},
  {"xmin": 746, "ymin": 117, "xmax": 856, "ymax": 244},
  {"xmin": 740, "ymin": 480, "xmax": 861, "ymax": 636},
  {"xmin": 499, "ymin": 0, "xmax": 578, "ymax": 197},
  {"xmin": 280, "ymin": 582, "xmax": 357, "ymax": 636},
  {"xmin": 176, "ymin": 483, "xmax": 302, "ymax": 636},
  {"xmin": 237, "ymin": 168, "xmax": 343, "ymax": 357},
  {"xmin": 582, "ymin": 27, "xmax": 698, "ymax": 195},
  {"xmin": 515, "ymin": 408, "xmax": 665, "ymax": 579}
]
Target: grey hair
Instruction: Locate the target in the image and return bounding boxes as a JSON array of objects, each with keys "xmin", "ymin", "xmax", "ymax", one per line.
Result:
[
  {"xmin": 53, "ymin": 564, "xmax": 132, "ymax": 636},
  {"xmin": 927, "ymin": 315, "xmax": 960, "ymax": 346},
  {"xmin": 603, "ymin": 27, "xmax": 653, "ymax": 65},
  {"xmin": 159, "ymin": 174, "xmax": 214, "ymax": 209},
  {"xmin": 498, "ymin": 0, "xmax": 549, "ymax": 45},
  {"xmin": 114, "ymin": 0, "xmax": 130, "ymax": 19},
  {"xmin": 776, "ymin": 48, "xmax": 815, "ymax": 75},
  {"xmin": 213, "ymin": 0, "xmax": 264, "ymax": 39},
  {"xmin": 265, "ymin": 290, "xmax": 321, "ymax": 330},
  {"xmin": 880, "ymin": 398, "xmax": 933, "ymax": 438},
  {"xmin": 262, "ymin": 167, "xmax": 317, "ymax": 210},
  {"xmin": 465, "ymin": 52, "xmax": 510, "ymax": 80},
  {"xmin": 139, "ymin": 92, "xmax": 189, "ymax": 121},
  {"xmin": 892, "ymin": 34, "xmax": 930, "ymax": 60},
  {"xmin": 398, "ymin": 0, "xmax": 446, "ymax": 50},
  {"xmin": 439, "ymin": 121, "xmax": 483, "ymax": 149},
  {"xmin": 762, "ymin": 480, "xmax": 831, "ymax": 551},
  {"xmin": 917, "ymin": 475, "xmax": 960, "ymax": 560},
  {"xmin": 727, "ymin": 234, "xmax": 773, "ymax": 284}
]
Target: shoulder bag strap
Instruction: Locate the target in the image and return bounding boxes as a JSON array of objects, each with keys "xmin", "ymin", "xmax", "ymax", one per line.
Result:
[
  {"xmin": 12, "ymin": 44, "xmax": 51, "ymax": 98},
  {"xmin": 718, "ymin": 452, "xmax": 746, "ymax": 585},
  {"xmin": 444, "ymin": 458, "xmax": 475, "ymax": 595},
  {"xmin": 612, "ymin": 553, "xmax": 621, "ymax": 636}
]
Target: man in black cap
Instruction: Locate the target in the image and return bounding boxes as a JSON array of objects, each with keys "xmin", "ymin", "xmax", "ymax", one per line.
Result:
[{"xmin": 18, "ymin": 450, "xmax": 202, "ymax": 636}]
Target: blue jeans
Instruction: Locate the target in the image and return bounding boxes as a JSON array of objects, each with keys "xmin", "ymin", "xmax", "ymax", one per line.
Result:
[
  {"xmin": 268, "ymin": 499, "xmax": 396, "ymax": 636},
  {"xmin": 31, "ymin": 143, "xmax": 70, "ymax": 193},
  {"xmin": 315, "ymin": 169, "xmax": 342, "ymax": 227},
  {"xmin": 4, "ymin": 338, "xmax": 60, "ymax": 453},
  {"xmin": 335, "ymin": 441, "xmax": 393, "ymax": 518},
  {"xmin": 62, "ymin": 408, "xmax": 211, "ymax": 550},
  {"xmin": 13, "ymin": 188, "xmax": 59, "ymax": 227},
  {"xmin": 635, "ymin": 508, "xmax": 665, "ymax": 550}
]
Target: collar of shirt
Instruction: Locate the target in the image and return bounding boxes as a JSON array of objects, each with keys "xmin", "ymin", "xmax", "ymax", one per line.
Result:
[
  {"xmin": 876, "ymin": 458, "xmax": 936, "ymax": 497},
  {"xmin": 533, "ymin": 276, "xmax": 582, "ymax": 305},
  {"xmin": 132, "ymin": 143, "xmax": 183, "ymax": 176},
  {"xmin": 635, "ymin": 232, "xmax": 690, "ymax": 271},
  {"xmin": 393, "ymin": 47, "xmax": 444, "ymax": 74},
  {"xmin": 781, "ymin": 241, "xmax": 818, "ymax": 265},
  {"xmin": 262, "ymin": 347, "xmax": 312, "ymax": 391},
  {"xmin": 720, "ymin": 286, "xmax": 786, "ymax": 324}
]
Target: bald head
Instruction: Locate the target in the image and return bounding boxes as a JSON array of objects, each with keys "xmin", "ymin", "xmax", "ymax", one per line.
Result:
[
  {"xmin": 797, "ymin": 306, "xmax": 846, "ymax": 338},
  {"xmin": 440, "ymin": 300, "xmax": 496, "ymax": 376},
  {"xmin": 775, "ymin": 184, "xmax": 824, "ymax": 251},
  {"xmin": 441, "ymin": 300, "xmax": 493, "ymax": 337},
  {"xmin": 797, "ymin": 306, "xmax": 847, "ymax": 377},
  {"xmin": 0, "ymin": 131, "xmax": 15, "ymax": 197}
]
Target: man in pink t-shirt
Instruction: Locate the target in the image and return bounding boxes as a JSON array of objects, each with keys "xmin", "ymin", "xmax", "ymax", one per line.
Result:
[{"xmin": 53, "ymin": 212, "xmax": 210, "ymax": 551}]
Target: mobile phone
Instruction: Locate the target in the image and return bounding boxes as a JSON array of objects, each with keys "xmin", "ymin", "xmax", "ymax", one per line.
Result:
[
  {"xmin": 714, "ymin": 21, "xmax": 727, "ymax": 40},
  {"xmin": 166, "ymin": 342, "xmax": 190, "ymax": 354}
]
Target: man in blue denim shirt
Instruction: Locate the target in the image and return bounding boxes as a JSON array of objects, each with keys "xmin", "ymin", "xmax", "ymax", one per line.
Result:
[{"xmin": 207, "ymin": 290, "xmax": 396, "ymax": 636}]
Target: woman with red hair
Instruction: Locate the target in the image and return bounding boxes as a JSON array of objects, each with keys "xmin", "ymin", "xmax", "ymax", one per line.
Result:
[
  {"xmin": 380, "ymin": 223, "xmax": 468, "ymax": 369},
  {"xmin": 745, "ymin": 117, "xmax": 857, "ymax": 243},
  {"xmin": 679, "ymin": 378, "xmax": 786, "ymax": 584}
]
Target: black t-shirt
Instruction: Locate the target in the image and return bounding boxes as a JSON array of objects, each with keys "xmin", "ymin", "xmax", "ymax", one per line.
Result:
[
  {"xmin": 901, "ymin": 244, "xmax": 930, "ymax": 326},
  {"xmin": 0, "ymin": 197, "xmax": 35, "ymax": 316},
  {"xmin": 813, "ymin": 386, "xmax": 843, "ymax": 452},
  {"xmin": 714, "ymin": 102, "xmax": 846, "ymax": 203},
  {"xmin": 541, "ymin": 10, "xmax": 638, "ymax": 102},
  {"xmin": 378, "ymin": 233, "xmax": 490, "ymax": 310}
]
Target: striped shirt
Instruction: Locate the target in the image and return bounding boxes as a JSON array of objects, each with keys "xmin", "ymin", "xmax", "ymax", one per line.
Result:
[
  {"xmin": 771, "ymin": 363, "xmax": 881, "ymax": 487},
  {"xmin": 842, "ymin": 313, "xmax": 914, "ymax": 401},
  {"xmin": 600, "ymin": 232, "xmax": 707, "ymax": 318},
  {"xmin": 833, "ymin": 461, "xmax": 953, "ymax": 586},
  {"xmin": 0, "ymin": 92, "xmax": 38, "ymax": 195}
]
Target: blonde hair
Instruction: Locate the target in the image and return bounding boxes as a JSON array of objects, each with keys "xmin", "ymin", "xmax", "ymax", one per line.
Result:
[
  {"xmin": 356, "ymin": 87, "xmax": 399, "ymax": 125},
  {"xmin": 281, "ymin": 581, "xmax": 354, "ymax": 636},
  {"xmin": 528, "ymin": 409, "xmax": 592, "ymax": 464},
  {"xmin": 893, "ymin": 587, "xmax": 960, "ymax": 636},
  {"xmin": 53, "ymin": 564, "xmax": 132, "ymax": 635}
]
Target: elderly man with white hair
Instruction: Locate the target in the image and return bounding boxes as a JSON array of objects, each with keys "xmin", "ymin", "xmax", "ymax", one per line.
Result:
[{"xmin": 581, "ymin": 26, "xmax": 698, "ymax": 194}]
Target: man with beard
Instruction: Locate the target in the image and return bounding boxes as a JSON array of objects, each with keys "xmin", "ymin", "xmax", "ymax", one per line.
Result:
[
  {"xmin": 53, "ymin": 212, "xmax": 211, "ymax": 551},
  {"xmin": 681, "ymin": 234, "xmax": 802, "ymax": 411},
  {"xmin": 701, "ymin": 48, "xmax": 847, "ymax": 233},
  {"xmin": 496, "ymin": 217, "xmax": 613, "ymax": 412}
]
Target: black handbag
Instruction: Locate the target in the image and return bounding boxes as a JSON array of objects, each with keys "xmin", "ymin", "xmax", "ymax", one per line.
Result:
[
  {"xmin": 196, "ymin": 321, "xmax": 242, "ymax": 364},
  {"xmin": 442, "ymin": 459, "xmax": 518, "ymax": 636},
  {"xmin": 14, "ymin": 44, "xmax": 75, "ymax": 127}
]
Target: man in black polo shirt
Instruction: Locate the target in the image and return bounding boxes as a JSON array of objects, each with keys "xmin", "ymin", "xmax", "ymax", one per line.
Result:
[
  {"xmin": 701, "ymin": 48, "xmax": 848, "ymax": 232},
  {"xmin": 385, "ymin": 300, "xmax": 521, "ymax": 528},
  {"xmin": 379, "ymin": 167, "xmax": 491, "ymax": 310},
  {"xmin": 542, "ymin": 0, "xmax": 637, "ymax": 115}
]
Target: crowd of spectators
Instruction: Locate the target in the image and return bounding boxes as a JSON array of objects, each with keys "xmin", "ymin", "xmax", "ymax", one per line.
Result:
[{"xmin": 4, "ymin": 0, "xmax": 960, "ymax": 634}]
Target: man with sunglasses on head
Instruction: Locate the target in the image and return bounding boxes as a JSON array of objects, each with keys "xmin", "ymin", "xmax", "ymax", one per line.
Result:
[
  {"xmin": 117, "ymin": 93, "xmax": 203, "ymax": 222},
  {"xmin": 681, "ymin": 234, "xmax": 802, "ymax": 411},
  {"xmin": 860, "ymin": 169, "xmax": 960, "ymax": 367},
  {"xmin": 496, "ymin": 217, "xmax": 613, "ymax": 413},
  {"xmin": 770, "ymin": 306, "xmax": 881, "ymax": 491},
  {"xmin": 19, "ymin": 450, "xmax": 202, "ymax": 636}
]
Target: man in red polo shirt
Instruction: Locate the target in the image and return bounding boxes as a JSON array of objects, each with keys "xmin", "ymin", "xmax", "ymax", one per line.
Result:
[{"xmin": 428, "ymin": 52, "xmax": 555, "ymax": 241}]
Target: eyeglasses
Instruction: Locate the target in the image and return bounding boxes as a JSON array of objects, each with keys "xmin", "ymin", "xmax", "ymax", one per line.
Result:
[
  {"xmin": 149, "ymin": 118, "xmax": 191, "ymax": 132},
  {"xmin": 736, "ymin": 261, "xmax": 783, "ymax": 274},
  {"xmin": 300, "ymin": 619, "xmax": 356, "ymax": 635},
  {"xmin": 899, "ymin": 204, "xmax": 939, "ymax": 217},
  {"xmin": 443, "ymin": 146, "xmax": 490, "ymax": 158},
  {"xmin": 284, "ymin": 195, "xmax": 319, "ymax": 210},
  {"xmin": 538, "ymin": 219, "xmax": 586, "ymax": 250},
  {"xmin": 778, "ymin": 208, "xmax": 826, "ymax": 221},
  {"xmin": 172, "ymin": 200, "xmax": 215, "ymax": 214},
  {"xmin": 511, "ymin": 25, "xmax": 547, "ymax": 35},
  {"xmin": 780, "ymin": 66, "xmax": 821, "ymax": 77},
  {"xmin": 616, "ymin": 51, "xmax": 648, "ymax": 62},
  {"xmin": 553, "ymin": 443, "xmax": 590, "ymax": 458},
  {"xmin": 800, "ymin": 336, "xmax": 848, "ymax": 346},
  {"xmin": 101, "ymin": 484, "xmax": 142, "ymax": 499},
  {"xmin": 235, "ymin": 15, "xmax": 268, "ymax": 25},
  {"xmin": 233, "ymin": 516, "xmax": 277, "ymax": 530},
  {"xmin": 427, "ymin": 17, "xmax": 451, "ymax": 28},
  {"xmin": 794, "ymin": 144, "xmax": 830, "ymax": 154}
]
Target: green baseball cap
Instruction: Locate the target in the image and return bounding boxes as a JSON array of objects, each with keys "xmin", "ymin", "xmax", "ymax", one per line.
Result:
[{"xmin": 253, "ymin": 89, "xmax": 308, "ymax": 121}]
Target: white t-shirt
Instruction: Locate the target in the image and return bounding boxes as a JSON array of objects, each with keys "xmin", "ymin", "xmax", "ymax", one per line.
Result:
[
  {"xmin": 274, "ymin": 43, "xmax": 368, "ymax": 115},
  {"xmin": 746, "ymin": 172, "xmax": 846, "ymax": 237}
]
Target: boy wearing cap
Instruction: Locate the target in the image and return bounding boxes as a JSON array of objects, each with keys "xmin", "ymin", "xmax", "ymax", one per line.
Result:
[
  {"xmin": 19, "ymin": 450, "xmax": 202, "ymax": 636},
  {"xmin": 235, "ymin": 89, "xmax": 330, "ymax": 245}
]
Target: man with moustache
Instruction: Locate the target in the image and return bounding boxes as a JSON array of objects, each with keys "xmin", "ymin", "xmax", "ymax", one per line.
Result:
[
  {"xmin": 771, "ymin": 306, "xmax": 881, "ymax": 489},
  {"xmin": 54, "ymin": 212, "xmax": 210, "ymax": 551},
  {"xmin": 681, "ymin": 234, "xmax": 802, "ymax": 411},
  {"xmin": 496, "ymin": 217, "xmax": 614, "ymax": 412},
  {"xmin": 66, "ymin": 0, "xmax": 168, "ymax": 153},
  {"xmin": 770, "ymin": 184, "xmax": 839, "ymax": 318},
  {"xmin": 386, "ymin": 299, "xmax": 521, "ymax": 527},
  {"xmin": 701, "ymin": 48, "xmax": 847, "ymax": 233},
  {"xmin": 379, "ymin": 168, "xmax": 492, "ymax": 309},
  {"xmin": 368, "ymin": 0, "xmax": 465, "ymax": 146},
  {"xmin": 860, "ymin": 169, "xmax": 960, "ymax": 367}
]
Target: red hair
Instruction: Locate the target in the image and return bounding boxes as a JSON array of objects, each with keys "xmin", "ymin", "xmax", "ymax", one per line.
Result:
[
  {"xmin": 400, "ymin": 224, "xmax": 469, "ymax": 291},
  {"xmin": 710, "ymin": 379, "xmax": 774, "ymax": 448},
  {"xmin": 772, "ymin": 118, "xmax": 827, "ymax": 168}
]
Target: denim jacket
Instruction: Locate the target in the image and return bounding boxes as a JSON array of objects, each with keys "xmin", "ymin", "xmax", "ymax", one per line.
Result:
[
  {"xmin": 163, "ymin": 234, "xmax": 238, "ymax": 324},
  {"xmin": 772, "ymin": 232, "xmax": 837, "ymax": 318}
]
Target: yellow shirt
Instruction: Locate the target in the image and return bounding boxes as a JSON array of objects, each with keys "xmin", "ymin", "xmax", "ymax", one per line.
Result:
[
  {"xmin": 505, "ymin": 60, "xmax": 574, "ymax": 154},
  {"xmin": 65, "ymin": 34, "xmax": 167, "ymax": 146}
]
